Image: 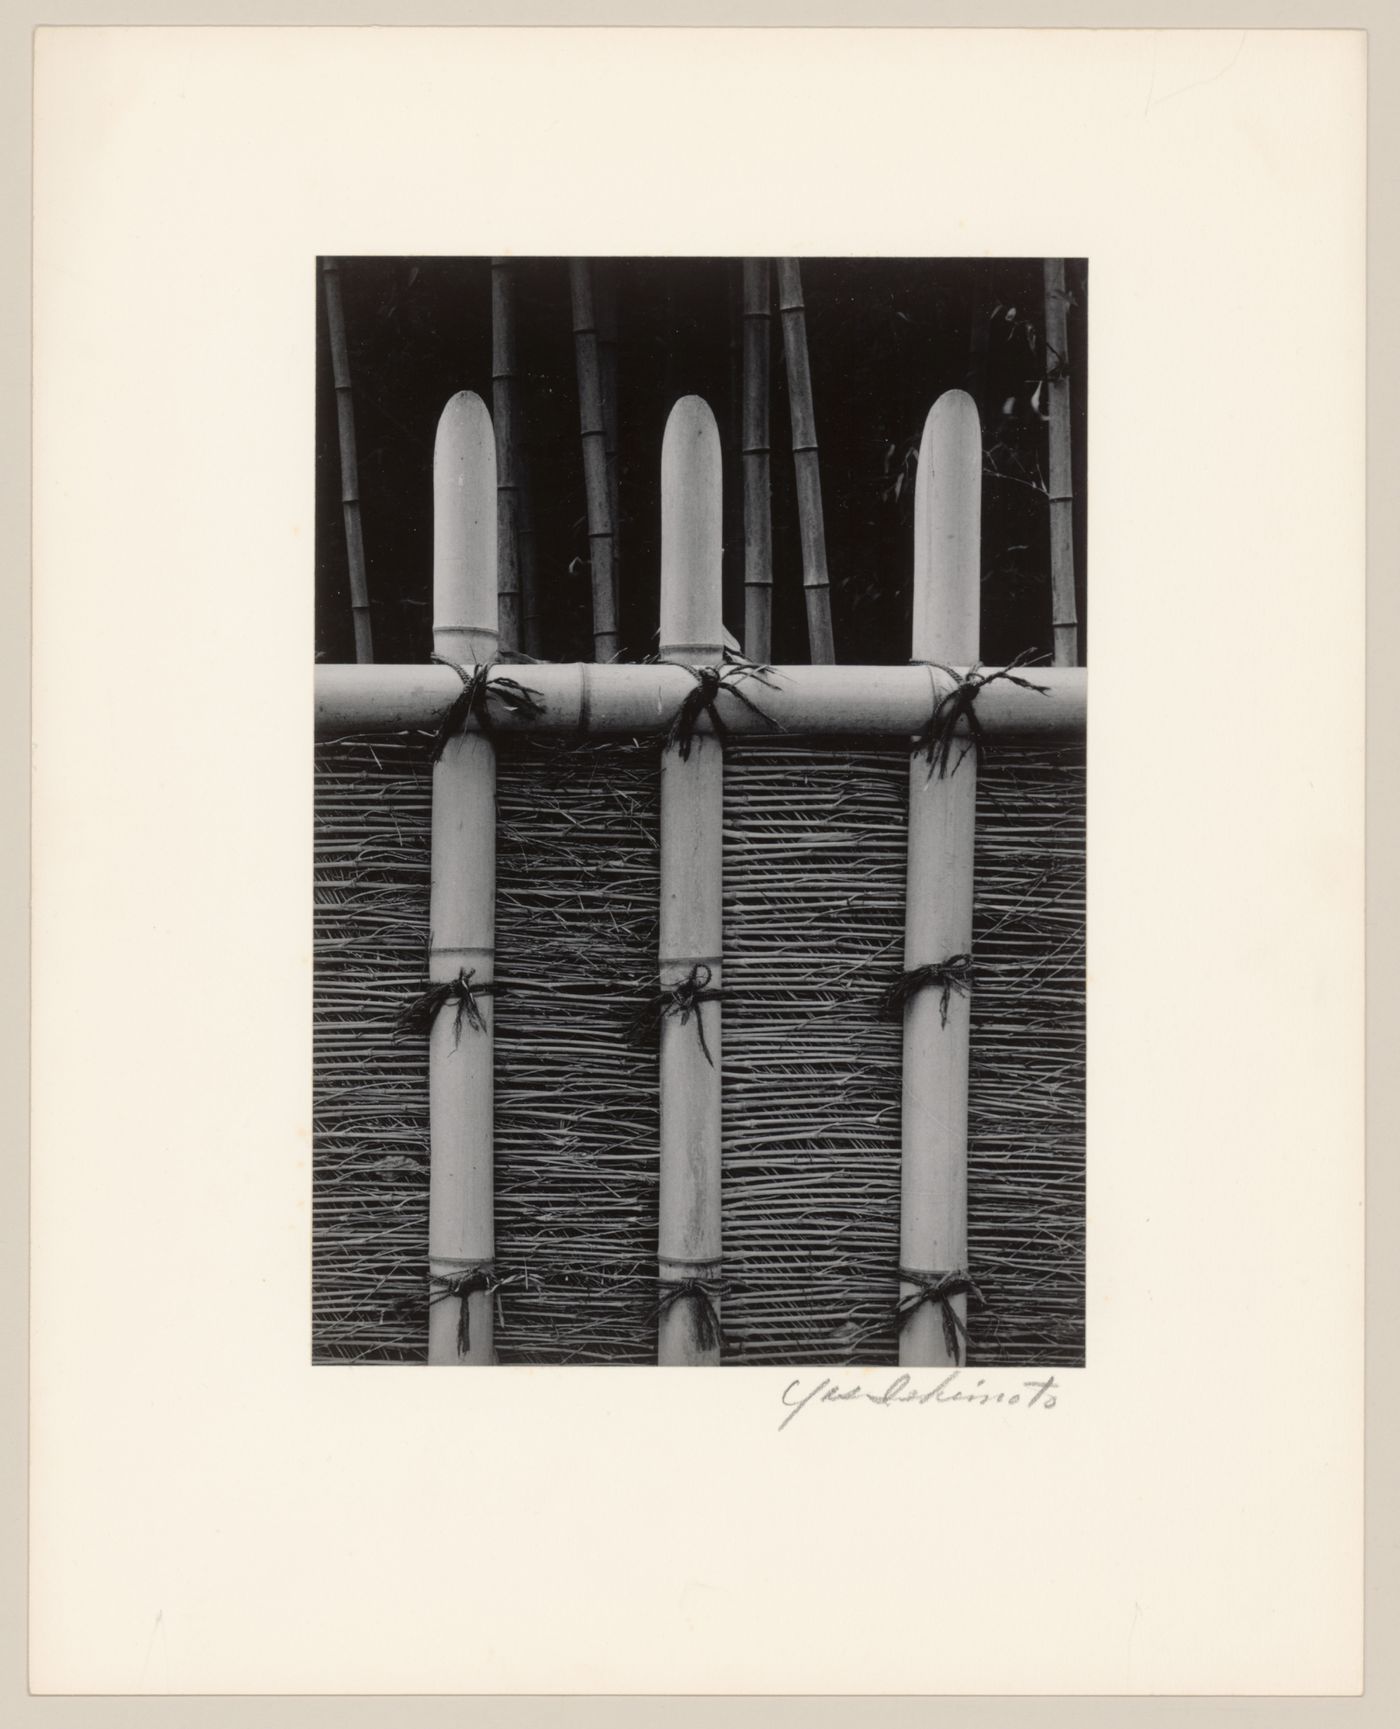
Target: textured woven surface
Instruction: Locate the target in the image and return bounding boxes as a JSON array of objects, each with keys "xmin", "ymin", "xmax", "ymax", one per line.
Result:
[{"xmin": 312, "ymin": 734, "xmax": 1085, "ymax": 1365}]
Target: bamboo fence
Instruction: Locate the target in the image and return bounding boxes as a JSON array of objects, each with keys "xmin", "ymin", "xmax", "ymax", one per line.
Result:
[{"xmin": 311, "ymin": 380, "xmax": 1086, "ymax": 1369}]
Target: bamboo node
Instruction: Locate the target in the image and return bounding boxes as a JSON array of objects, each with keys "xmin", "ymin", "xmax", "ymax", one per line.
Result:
[
  {"xmin": 429, "ymin": 1257, "xmax": 500, "ymax": 1359},
  {"xmin": 882, "ymin": 955, "xmax": 975, "ymax": 1028},
  {"xmin": 662, "ymin": 656, "xmax": 781, "ymax": 760},
  {"xmin": 912, "ymin": 650, "xmax": 1051, "ymax": 779},
  {"xmin": 636, "ymin": 963, "xmax": 723, "ymax": 1067},
  {"xmin": 895, "ymin": 1269, "xmax": 985, "ymax": 1364},
  {"xmin": 428, "ymin": 656, "xmax": 544, "ymax": 760},
  {"xmin": 397, "ymin": 967, "xmax": 496, "ymax": 1046}
]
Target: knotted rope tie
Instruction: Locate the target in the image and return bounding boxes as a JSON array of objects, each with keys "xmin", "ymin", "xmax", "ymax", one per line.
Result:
[
  {"xmin": 396, "ymin": 967, "xmax": 496, "ymax": 1047},
  {"xmin": 664, "ymin": 657, "xmax": 780, "ymax": 760},
  {"xmin": 429, "ymin": 655, "xmax": 544, "ymax": 762},
  {"xmin": 896, "ymin": 1269, "xmax": 985, "ymax": 1365},
  {"xmin": 882, "ymin": 954, "xmax": 976, "ymax": 1028},
  {"xmin": 654, "ymin": 1270, "xmax": 727, "ymax": 1353},
  {"xmin": 429, "ymin": 1259, "xmax": 499, "ymax": 1359},
  {"xmin": 638, "ymin": 964, "xmax": 722, "ymax": 1066},
  {"xmin": 912, "ymin": 649, "xmax": 1050, "ymax": 779}
]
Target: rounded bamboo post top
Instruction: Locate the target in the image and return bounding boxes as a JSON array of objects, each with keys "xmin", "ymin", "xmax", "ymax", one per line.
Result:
[
  {"xmin": 913, "ymin": 390, "xmax": 981, "ymax": 665},
  {"xmin": 433, "ymin": 390, "xmax": 499, "ymax": 664},
  {"xmin": 660, "ymin": 395, "xmax": 724, "ymax": 662}
]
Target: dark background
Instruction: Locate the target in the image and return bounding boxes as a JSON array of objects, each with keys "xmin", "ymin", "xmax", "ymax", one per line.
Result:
[{"xmin": 315, "ymin": 257, "xmax": 1087, "ymax": 669}]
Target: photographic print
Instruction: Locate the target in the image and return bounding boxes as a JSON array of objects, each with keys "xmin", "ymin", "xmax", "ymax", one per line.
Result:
[
  {"xmin": 31, "ymin": 24, "xmax": 1365, "ymax": 1696},
  {"xmin": 313, "ymin": 255, "xmax": 1088, "ymax": 1368}
]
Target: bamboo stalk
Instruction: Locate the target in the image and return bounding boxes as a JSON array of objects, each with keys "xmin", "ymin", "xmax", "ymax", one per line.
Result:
[
  {"xmin": 491, "ymin": 258, "xmax": 523, "ymax": 657},
  {"xmin": 427, "ymin": 390, "xmax": 498, "ymax": 1364},
  {"xmin": 569, "ymin": 259, "xmax": 619, "ymax": 661},
  {"xmin": 776, "ymin": 259, "xmax": 835, "ymax": 664},
  {"xmin": 322, "ymin": 258, "xmax": 374, "ymax": 663},
  {"xmin": 596, "ymin": 260, "xmax": 621, "ymax": 592},
  {"xmin": 519, "ymin": 437, "xmax": 543, "ymax": 661},
  {"xmin": 657, "ymin": 396, "xmax": 725, "ymax": 1366},
  {"xmin": 317, "ymin": 660, "xmax": 1085, "ymax": 740},
  {"xmin": 1043, "ymin": 260, "xmax": 1079, "ymax": 667},
  {"xmin": 966, "ymin": 265, "xmax": 989, "ymax": 413},
  {"xmin": 742, "ymin": 259, "xmax": 773, "ymax": 663},
  {"xmin": 900, "ymin": 389, "xmax": 981, "ymax": 1369}
]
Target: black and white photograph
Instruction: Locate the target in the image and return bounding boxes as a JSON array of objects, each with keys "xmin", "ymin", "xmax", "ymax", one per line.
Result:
[{"xmin": 313, "ymin": 254, "xmax": 1088, "ymax": 1367}]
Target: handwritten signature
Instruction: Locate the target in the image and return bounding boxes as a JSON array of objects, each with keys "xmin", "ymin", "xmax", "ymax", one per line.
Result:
[{"xmin": 778, "ymin": 1371, "xmax": 1061, "ymax": 1431}]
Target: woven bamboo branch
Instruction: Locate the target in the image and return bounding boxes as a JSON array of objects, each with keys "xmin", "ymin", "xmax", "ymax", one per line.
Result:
[
  {"xmin": 313, "ymin": 732, "xmax": 1085, "ymax": 1367},
  {"xmin": 322, "ymin": 258, "xmax": 373, "ymax": 663},
  {"xmin": 776, "ymin": 259, "xmax": 834, "ymax": 663}
]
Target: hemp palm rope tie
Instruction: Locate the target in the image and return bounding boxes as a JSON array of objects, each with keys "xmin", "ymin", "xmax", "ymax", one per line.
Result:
[
  {"xmin": 895, "ymin": 1269, "xmax": 985, "ymax": 1365},
  {"xmin": 428, "ymin": 655, "xmax": 544, "ymax": 762},
  {"xmin": 911, "ymin": 650, "xmax": 1050, "ymax": 780},
  {"xmin": 428, "ymin": 1256, "xmax": 501, "ymax": 1357},
  {"xmin": 654, "ymin": 1256, "xmax": 728, "ymax": 1353},
  {"xmin": 662, "ymin": 657, "xmax": 781, "ymax": 759},
  {"xmin": 881, "ymin": 955, "xmax": 976, "ymax": 1029},
  {"xmin": 396, "ymin": 967, "xmax": 497, "ymax": 1046}
]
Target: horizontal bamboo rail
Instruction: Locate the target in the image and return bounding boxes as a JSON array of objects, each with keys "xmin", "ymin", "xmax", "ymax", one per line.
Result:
[{"xmin": 316, "ymin": 661, "xmax": 1085, "ymax": 739}]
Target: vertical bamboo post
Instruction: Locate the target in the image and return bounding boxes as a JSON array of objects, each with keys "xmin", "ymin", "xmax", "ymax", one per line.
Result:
[
  {"xmin": 657, "ymin": 396, "xmax": 725, "ymax": 1367},
  {"xmin": 1043, "ymin": 259, "xmax": 1079, "ymax": 667},
  {"xmin": 724, "ymin": 261, "xmax": 744, "ymax": 628},
  {"xmin": 569, "ymin": 259, "xmax": 619, "ymax": 661},
  {"xmin": 428, "ymin": 390, "xmax": 498, "ymax": 1365},
  {"xmin": 741, "ymin": 259, "xmax": 773, "ymax": 663},
  {"xmin": 491, "ymin": 258, "xmax": 523, "ymax": 657},
  {"xmin": 900, "ymin": 389, "xmax": 981, "ymax": 1369},
  {"xmin": 775, "ymin": 259, "xmax": 835, "ymax": 664},
  {"xmin": 321, "ymin": 258, "xmax": 374, "ymax": 662}
]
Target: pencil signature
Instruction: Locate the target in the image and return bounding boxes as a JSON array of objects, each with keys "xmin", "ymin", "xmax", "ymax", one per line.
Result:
[{"xmin": 778, "ymin": 1371, "xmax": 1061, "ymax": 1431}]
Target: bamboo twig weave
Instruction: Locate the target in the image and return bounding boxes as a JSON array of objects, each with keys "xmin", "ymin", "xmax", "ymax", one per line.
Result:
[{"xmin": 313, "ymin": 735, "xmax": 1085, "ymax": 1365}]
